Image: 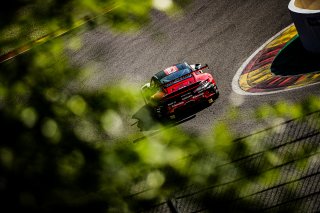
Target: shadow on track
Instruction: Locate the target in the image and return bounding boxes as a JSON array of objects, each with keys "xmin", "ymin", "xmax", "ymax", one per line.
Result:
[
  {"xmin": 132, "ymin": 102, "xmax": 213, "ymax": 132},
  {"xmin": 271, "ymin": 36, "xmax": 320, "ymax": 76}
]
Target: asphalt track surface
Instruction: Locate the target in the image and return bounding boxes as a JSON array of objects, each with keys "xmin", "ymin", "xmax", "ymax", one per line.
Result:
[{"xmin": 70, "ymin": 0, "xmax": 320, "ymax": 137}]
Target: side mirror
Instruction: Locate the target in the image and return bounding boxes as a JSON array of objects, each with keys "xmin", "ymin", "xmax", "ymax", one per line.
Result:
[
  {"xmin": 141, "ymin": 83, "xmax": 150, "ymax": 91},
  {"xmin": 195, "ymin": 64, "xmax": 201, "ymax": 69}
]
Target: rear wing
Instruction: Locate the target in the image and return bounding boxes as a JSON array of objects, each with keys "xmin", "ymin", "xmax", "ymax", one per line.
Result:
[{"xmin": 161, "ymin": 64, "xmax": 209, "ymax": 88}]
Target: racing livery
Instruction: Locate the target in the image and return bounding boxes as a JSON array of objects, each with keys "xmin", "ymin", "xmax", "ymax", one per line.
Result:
[{"xmin": 141, "ymin": 62, "xmax": 219, "ymax": 119}]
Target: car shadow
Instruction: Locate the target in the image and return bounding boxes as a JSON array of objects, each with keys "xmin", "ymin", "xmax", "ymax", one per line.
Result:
[
  {"xmin": 131, "ymin": 105, "xmax": 161, "ymax": 131},
  {"xmin": 132, "ymin": 101, "xmax": 213, "ymax": 132}
]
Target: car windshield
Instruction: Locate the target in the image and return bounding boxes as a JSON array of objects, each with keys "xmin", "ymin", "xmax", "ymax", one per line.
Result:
[{"xmin": 160, "ymin": 68, "xmax": 192, "ymax": 85}]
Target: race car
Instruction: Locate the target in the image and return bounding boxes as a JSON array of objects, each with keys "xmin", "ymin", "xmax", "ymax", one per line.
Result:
[{"xmin": 141, "ymin": 62, "xmax": 219, "ymax": 119}]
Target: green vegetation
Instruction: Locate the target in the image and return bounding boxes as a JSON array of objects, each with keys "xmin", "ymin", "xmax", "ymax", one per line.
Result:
[{"xmin": 0, "ymin": 0, "xmax": 319, "ymax": 212}]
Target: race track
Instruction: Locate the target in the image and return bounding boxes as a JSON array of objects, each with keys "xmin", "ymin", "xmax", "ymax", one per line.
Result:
[
  {"xmin": 70, "ymin": 0, "xmax": 320, "ymax": 137},
  {"xmin": 68, "ymin": 1, "xmax": 320, "ymax": 211}
]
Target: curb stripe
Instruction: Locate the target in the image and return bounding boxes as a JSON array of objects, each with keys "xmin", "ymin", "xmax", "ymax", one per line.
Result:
[{"xmin": 232, "ymin": 24, "xmax": 320, "ymax": 95}]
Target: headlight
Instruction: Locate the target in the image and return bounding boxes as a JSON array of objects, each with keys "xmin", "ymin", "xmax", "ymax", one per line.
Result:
[{"xmin": 194, "ymin": 80, "xmax": 212, "ymax": 93}]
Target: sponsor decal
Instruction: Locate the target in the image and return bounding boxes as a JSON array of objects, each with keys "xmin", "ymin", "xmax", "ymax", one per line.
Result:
[
  {"xmin": 164, "ymin": 66, "xmax": 179, "ymax": 75},
  {"xmin": 182, "ymin": 94, "xmax": 193, "ymax": 100},
  {"xmin": 167, "ymin": 101, "xmax": 177, "ymax": 106},
  {"xmin": 194, "ymin": 93, "xmax": 204, "ymax": 98},
  {"xmin": 172, "ymin": 102, "xmax": 184, "ymax": 108}
]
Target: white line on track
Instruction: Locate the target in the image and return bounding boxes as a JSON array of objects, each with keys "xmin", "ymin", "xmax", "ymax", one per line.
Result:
[
  {"xmin": 231, "ymin": 23, "xmax": 320, "ymax": 96},
  {"xmin": 231, "ymin": 24, "xmax": 292, "ymax": 96}
]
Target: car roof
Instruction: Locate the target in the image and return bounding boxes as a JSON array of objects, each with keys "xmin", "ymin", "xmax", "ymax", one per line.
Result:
[{"xmin": 153, "ymin": 62, "xmax": 191, "ymax": 81}]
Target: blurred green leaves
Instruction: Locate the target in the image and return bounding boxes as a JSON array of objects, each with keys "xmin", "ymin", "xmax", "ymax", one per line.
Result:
[
  {"xmin": 58, "ymin": 150, "xmax": 85, "ymax": 180},
  {"xmin": 0, "ymin": 0, "xmax": 190, "ymax": 55},
  {"xmin": 20, "ymin": 107, "xmax": 38, "ymax": 128},
  {"xmin": 0, "ymin": 148, "xmax": 14, "ymax": 169},
  {"xmin": 0, "ymin": 0, "xmax": 195, "ymax": 210},
  {"xmin": 0, "ymin": 0, "xmax": 319, "ymax": 212},
  {"xmin": 67, "ymin": 95, "xmax": 87, "ymax": 116}
]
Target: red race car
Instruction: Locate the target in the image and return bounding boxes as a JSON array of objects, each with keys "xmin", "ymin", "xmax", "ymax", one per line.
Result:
[{"xmin": 141, "ymin": 62, "xmax": 219, "ymax": 119}]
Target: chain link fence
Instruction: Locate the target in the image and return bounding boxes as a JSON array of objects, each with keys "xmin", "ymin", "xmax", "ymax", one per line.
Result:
[{"xmin": 138, "ymin": 111, "xmax": 320, "ymax": 212}]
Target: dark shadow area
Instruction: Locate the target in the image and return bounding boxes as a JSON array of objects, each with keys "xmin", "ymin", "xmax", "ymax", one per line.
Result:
[
  {"xmin": 172, "ymin": 101, "xmax": 212, "ymax": 121},
  {"xmin": 132, "ymin": 102, "xmax": 213, "ymax": 132},
  {"xmin": 83, "ymin": 15, "xmax": 97, "ymax": 30},
  {"xmin": 132, "ymin": 115, "xmax": 196, "ymax": 143},
  {"xmin": 132, "ymin": 105, "xmax": 161, "ymax": 131},
  {"xmin": 271, "ymin": 36, "xmax": 320, "ymax": 76}
]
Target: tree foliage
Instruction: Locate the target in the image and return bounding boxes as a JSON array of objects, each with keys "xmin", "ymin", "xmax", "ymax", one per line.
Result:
[{"xmin": 0, "ymin": 0, "xmax": 319, "ymax": 212}]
